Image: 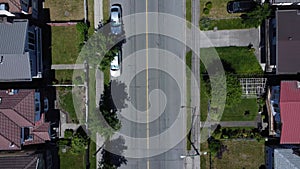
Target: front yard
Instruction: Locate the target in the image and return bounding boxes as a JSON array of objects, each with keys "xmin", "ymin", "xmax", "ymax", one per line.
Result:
[
  {"xmin": 200, "ymin": 47, "xmax": 262, "ymax": 121},
  {"xmin": 201, "ymin": 140, "xmax": 265, "ymax": 168},
  {"xmin": 59, "ymin": 146, "xmax": 85, "ymax": 169},
  {"xmin": 212, "ymin": 140, "xmax": 265, "ymax": 168},
  {"xmin": 51, "ymin": 26, "xmax": 80, "ymax": 64},
  {"xmin": 199, "ymin": 0, "xmax": 256, "ymax": 30}
]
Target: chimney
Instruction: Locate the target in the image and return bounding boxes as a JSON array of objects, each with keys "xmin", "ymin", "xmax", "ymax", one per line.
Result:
[{"xmin": 297, "ymin": 81, "xmax": 300, "ymax": 88}]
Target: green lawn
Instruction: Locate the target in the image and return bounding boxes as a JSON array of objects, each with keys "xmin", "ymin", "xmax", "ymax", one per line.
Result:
[
  {"xmin": 103, "ymin": 0, "xmax": 110, "ymax": 22},
  {"xmin": 221, "ymin": 98, "xmax": 258, "ymax": 121},
  {"xmin": 186, "ymin": 51, "xmax": 192, "ymax": 150},
  {"xmin": 44, "ymin": 0, "xmax": 84, "ymax": 21},
  {"xmin": 51, "ymin": 26, "xmax": 79, "ymax": 64},
  {"xmin": 200, "ymin": 18, "xmax": 254, "ymax": 30},
  {"xmin": 200, "ymin": 77, "xmax": 209, "ymax": 121},
  {"xmin": 201, "ymin": 47, "xmax": 263, "ymax": 75},
  {"xmin": 58, "ymin": 87, "xmax": 78, "ymax": 123},
  {"xmin": 212, "ymin": 140, "xmax": 265, "ymax": 169},
  {"xmin": 59, "ymin": 147, "xmax": 85, "ymax": 169},
  {"xmin": 55, "ymin": 70, "xmax": 73, "ymax": 83},
  {"xmin": 90, "ymin": 141, "xmax": 97, "ymax": 169},
  {"xmin": 88, "ymin": 0, "xmax": 95, "ymax": 36},
  {"xmin": 186, "ymin": 0, "xmax": 192, "ymax": 27}
]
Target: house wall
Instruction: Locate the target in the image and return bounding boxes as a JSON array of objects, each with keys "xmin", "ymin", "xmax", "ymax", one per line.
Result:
[{"xmin": 26, "ymin": 25, "xmax": 42, "ymax": 78}]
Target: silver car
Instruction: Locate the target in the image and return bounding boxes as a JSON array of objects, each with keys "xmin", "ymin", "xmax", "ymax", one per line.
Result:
[{"xmin": 110, "ymin": 5, "xmax": 122, "ymax": 35}]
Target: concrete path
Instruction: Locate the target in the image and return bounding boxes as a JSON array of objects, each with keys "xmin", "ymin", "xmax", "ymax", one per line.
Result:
[
  {"xmin": 189, "ymin": 0, "xmax": 201, "ymax": 168},
  {"xmin": 59, "ymin": 111, "xmax": 80, "ymax": 138},
  {"xmin": 47, "ymin": 22, "xmax": 78, "ymax": 26},
  {"xmin": 200, "ymin": 121, "xmax": 258, "ymax": 128},
  {"xmin": 95, "ymin": 69, "xmax": 104, "ymax": 108},
  {"xmin": 94, "ymin": 0, "xmax": 103, "ymax": 29},
  {"xmin": 198, "ymin": 28, "xmax": 259, "ymax": 48},
  {"xmin": 51, "ymin": 64, "xmax": 84, "ymax": 70}
]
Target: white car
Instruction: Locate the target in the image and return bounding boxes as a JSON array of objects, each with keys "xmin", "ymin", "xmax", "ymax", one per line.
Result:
[
  {"xmin": 110, "ymin": 5, "xmax": 122, "ymax": 35},
  {"xmin": 110, "ymin": 50, "xmax": 121, "ymax": 77}
]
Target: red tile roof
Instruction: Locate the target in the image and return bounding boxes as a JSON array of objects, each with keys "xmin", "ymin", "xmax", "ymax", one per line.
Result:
[
  {"xmin": 0, "ymin": 89, "xmax": 50, "ymax": 150},
  {"xmin": 280, "ymin": 81, "xmax": 300, "ymax": 144}
]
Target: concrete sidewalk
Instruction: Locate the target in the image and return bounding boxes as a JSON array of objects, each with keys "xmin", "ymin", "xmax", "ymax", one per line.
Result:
[
  {"xmin": 200, "ymin": 121, "xmax": 258, "ymax": 128},
  {"xmin": 51, "ymin": 64, "xmax": 84, "ymax": 70}
]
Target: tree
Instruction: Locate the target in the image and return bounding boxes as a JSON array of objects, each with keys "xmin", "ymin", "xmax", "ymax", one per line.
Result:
[
  {"xmin": 78, "ymin": 30, "xmax": 118, "ymax": 70},
  {"xmin": 70, "ymin": 132, "xmax": 88, "ymax": 154},
  {"xmin": 89, "ymin": 80, "xmax": 129, "ymax": 140},
  {"xmin": 241, "ymin": 3, "xmax": 271, "ymax": 28},
  {"xmin": 208, "ymin": 73, "xmax": 242, "ymax": 108},
  {"xmin": 208, "ymin": 137, "xmax": 221, "ymax": 157},
  {"xmin": 98, "ymin": 136, "xmax": 127, "ymax": 169}
]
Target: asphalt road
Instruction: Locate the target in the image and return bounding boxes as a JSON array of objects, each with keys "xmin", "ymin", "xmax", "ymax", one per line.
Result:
[{"xmin": 109, "ymin": 0, "xmax": 186, "ymax": 168}]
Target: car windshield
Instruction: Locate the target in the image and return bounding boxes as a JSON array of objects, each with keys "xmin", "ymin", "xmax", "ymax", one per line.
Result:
[
  {"xmin": 110, "ymin": 64, "xmax": 119, "ymax": 70},
  {"xmin": 111, "ymin": 20, "xmax": 121, "ymax": 26},
  {"xmin": 233, "ymin": 2, "xmax": 239, "ymax": 10},
  {"xmin": 111, "ymin": 13, "xmax": 121, "ymax": 26}
]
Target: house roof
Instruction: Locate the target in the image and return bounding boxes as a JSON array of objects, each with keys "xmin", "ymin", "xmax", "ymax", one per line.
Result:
[
  {"xmin": 0, "ymin": 19, "xmax": 32, "ymax": 81},
  {"xmin": 0, "ymin": 54, "xmax": 32, "ymax": 82},
  {"xmin": 280, "ymin": 81, "xmax": 300, "ymax": 144},
  {"xmin": 0, "ymin": 19, "xmax": 27, "ymax": 54},
  {"xmin": 0, "ymin": 153, "xmax": 41, "ymax": 169},
  {"xmin": 0, "ymin": 0, "xmax": 31, "ymax": 14},
  {"xmin": 274, "ymin": 149, "xmax": 300, "ymax": 169},
  {"xmin": 0, "ymin": 89, "xmax": 50, "ymax": 150},
  {"xmin": 276, "ymin": 10, "xmax": 300, "ymax": 74}
]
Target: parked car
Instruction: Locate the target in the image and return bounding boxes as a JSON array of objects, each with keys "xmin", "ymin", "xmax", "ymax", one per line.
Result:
[
  {"xmin": 110, "ymin": 50, "xmax": 121, "ymax": 77},
  {"xmin": 227, "ymin": 0, "xmax": 256, "ymax": 13},
  {"xmin": 110, "ymin": 4, "xmax": 122, "ymax": 35}
]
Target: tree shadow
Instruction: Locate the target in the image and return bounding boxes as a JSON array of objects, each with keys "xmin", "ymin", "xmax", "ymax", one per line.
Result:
[
  {"xmin": 98, "ymin": 136, "xmax": 128, "ymax": 169},
  {"xmin": 100, "ymin": 79, "xmax": 129, "ymax": 111}
]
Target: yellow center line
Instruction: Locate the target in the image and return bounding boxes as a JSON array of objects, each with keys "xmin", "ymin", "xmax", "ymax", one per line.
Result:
[{"xmin": 145, "ymin": 0, "xmax": 150, "ymax": 169}]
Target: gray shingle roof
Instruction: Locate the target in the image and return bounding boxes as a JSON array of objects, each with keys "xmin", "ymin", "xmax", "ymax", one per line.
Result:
[
  {"xmin": 0, "ymin": 20, "xmax": 27, "ymax": 54},
  {"xmin": 274, "ymin": 149, "xmax": 300, "ymax": 169},
  {"xmin": 0, "ymin": 53, "xmax": 31, "ymax": 81},
  {"xmin": 0, "ymin": 19, "xmax": 32, "ymax": 81},
  {"xmin": 276, "ymin": 10, "xmax": 300, "ymax": 74}
]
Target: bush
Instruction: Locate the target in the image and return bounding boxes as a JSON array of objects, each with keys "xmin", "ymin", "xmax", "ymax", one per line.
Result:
[
  {"xmin": 208, "ymin": 137, "xmax": 222, "ymax": 157},
  {"xmin": 205, "ymin": 2, "xmax": 212, "ymax": 9},
  {"xmin": 58, "ymin": 139, "xmax": 71, "ymax": 146},
  {"xmin": 203, "ymin": 8, "xmax": 210, "ymax": 15},
  {"xmin": 76, "ymin": 22, "xmax": 89, "ymax": 50},
  {"xmin": 200, "ymin": 17, "xmax": 211, "ymax": 30},
  {"xmin": 64, "ymin": 129, "xmax": 74, "ymax": 139}
]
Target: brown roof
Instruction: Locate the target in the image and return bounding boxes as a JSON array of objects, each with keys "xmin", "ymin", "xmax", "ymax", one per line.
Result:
[
  {"xmin": 276, "ymin": 10, "xmax": 300, "ymax": 74},
  {"xmin": 0, "ymin": 89, "xmax": 50, "ymax": 150},
  {"xmin": 0, "ymin": 153, "xmax": 40, "ymax": 169},
  {"xmin": 0, "ymin": 0, "xmax": 32, "ymax": 14}
]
